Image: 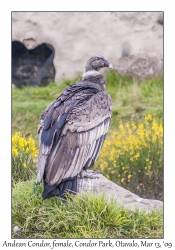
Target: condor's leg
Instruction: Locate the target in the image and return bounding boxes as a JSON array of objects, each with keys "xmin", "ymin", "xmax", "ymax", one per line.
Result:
[{"xmin": 79, "ymin": 169, "xmax": 101, "ymax": 179}]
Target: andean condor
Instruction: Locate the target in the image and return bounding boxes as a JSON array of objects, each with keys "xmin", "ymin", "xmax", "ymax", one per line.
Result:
[{"xmin": 36, "ymin": 56, "xmax": 113, "ymax": 199}]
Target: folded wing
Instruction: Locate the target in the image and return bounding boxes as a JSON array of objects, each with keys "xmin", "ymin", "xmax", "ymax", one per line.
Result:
[{"xmin": 37, "ymin": 82, "xmax": 112, "ymax": 187}]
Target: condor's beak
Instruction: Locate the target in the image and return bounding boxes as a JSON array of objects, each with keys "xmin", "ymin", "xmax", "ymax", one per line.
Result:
[
  {"xmin": 104, "ymin": 59, "xmax": 113, "ymax": 69},
  {"xmin": 108, "ymin": 63, "xmax": 113, "ymax": 69}
]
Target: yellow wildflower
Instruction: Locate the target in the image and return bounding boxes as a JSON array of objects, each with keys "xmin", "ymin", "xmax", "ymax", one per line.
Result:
[
  {"xmin": 94, "ymin": 118, "xmax": 163, "ymax": 188},
  {"xmin": 119, "ymin": 123, "xmax": 124, "ymax": 131},
  {"xmin": 132, "ymin": 122, "xmax": 137, "ymax": 130},
  {"xmin": 117, "ymin": 149, "xmax": 121, "ymax": 154},
  {"xmin": 115, "ymin": 141, "xmax": 121, "ymax": 147},
  {"xmin": 159, "ymin": 124, "xmax": 163, "ymax": 134},
  {"xmin": 152, "ymin": 120, "xmax": 159, "ymax": 131},
  {"xmin": 125, "ymin": 123, "xmax": 129, "ymax": 129},
  {"xmin": 12, "ymin": 148, "xmax": 18, "ymax": 157},
  {"xmin": 12, "ymin": 132, "xmax": 39, "ymax": 183},
  {"xmin": 152, "ymin": 135, "xmax": 157, "ymax": 142},
  {"xmin": 134, "ymin": 153, "xmax": 140, "ymax": 159},
  {"xmin": 138, "ymin": 130, "xmax": 144, "ymax": 138},
  {"xmin": 19, "ymin": 138, "xmax": 26, "ymax": 149},
  {"xmin": 138, "ymin": 124, "xmax": 144, "ymax": 129},
  {"xmin": 128, "ymin": 174, "xmax": 132, "ymax": 179},
  {"xmin": 145, "ymin": 114, "xmax": 152, "ymax": 121},
  {"xmin": 121, "ymin": 178, "xmax": 125, "ymax": 183}
]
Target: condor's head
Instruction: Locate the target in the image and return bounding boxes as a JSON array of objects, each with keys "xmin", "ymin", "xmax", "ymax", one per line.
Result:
[
  {"xmin": 85, "ymin": 55, "xmax": 113, "ymax": 72},
  {"xmin": 82, "ymin": 56, "xmax": 113, "ymax": 85}
]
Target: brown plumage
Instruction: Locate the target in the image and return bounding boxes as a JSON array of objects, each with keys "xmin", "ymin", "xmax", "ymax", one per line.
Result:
[{"xmin": 37, "ymin": 56, "xmax": 113, "ymax": 199}]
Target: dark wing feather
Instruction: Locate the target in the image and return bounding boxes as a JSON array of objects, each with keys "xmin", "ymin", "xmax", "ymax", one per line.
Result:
[{"xmin": 37, "ymin": 81, "xmax": 112, "ymax": 187}]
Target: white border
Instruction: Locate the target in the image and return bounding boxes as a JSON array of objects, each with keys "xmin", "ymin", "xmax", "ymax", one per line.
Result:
[{"xmin": 1, "ymin": 1, "xmax": 175, "ymax": 249}]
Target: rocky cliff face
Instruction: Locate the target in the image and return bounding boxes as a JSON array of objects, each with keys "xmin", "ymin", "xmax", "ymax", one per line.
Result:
[{"xmin": 12, "ymin": 12, "xmax": 163, "ymax": 83}]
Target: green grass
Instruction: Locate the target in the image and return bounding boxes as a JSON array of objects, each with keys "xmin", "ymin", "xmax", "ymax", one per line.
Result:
[
  {"xmin": 12, "ymin": 71, "xmax": 163, "ymax": 142},
  {"xmin": 12, "ymin": 76, "xmax": 82, "ymax": 142},
  {"xmin": 12, "ymin": 180, "xmax": 163, "ymax": 239},
  {"xmin": 105, "ymin": 71, "xmax": 163, "ymax": 129}
]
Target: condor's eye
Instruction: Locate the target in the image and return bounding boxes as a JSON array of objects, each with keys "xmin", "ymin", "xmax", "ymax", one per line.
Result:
[
  {"xmin": 92, "ymin": 59, "xmax": 104, "ymax": 68},
  {"xmin": 100, "ymin": 59, "xmax": 105, "ymax": 65}
]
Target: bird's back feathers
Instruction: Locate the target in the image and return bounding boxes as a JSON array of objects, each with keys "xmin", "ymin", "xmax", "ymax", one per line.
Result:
[{"xmin": 37, "ymin": 56, "xmax": 113, "ymax": 199}]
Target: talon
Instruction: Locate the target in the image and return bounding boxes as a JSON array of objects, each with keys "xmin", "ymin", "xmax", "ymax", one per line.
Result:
[{"xmin": 79, "ymin": 169, "xmax": 101, "ymax": 179}]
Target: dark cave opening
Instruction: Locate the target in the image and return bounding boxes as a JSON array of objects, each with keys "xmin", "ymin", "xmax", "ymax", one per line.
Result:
[{"xmin": 12, "ymin": 41, "xmax": 55, "ymax": 87}]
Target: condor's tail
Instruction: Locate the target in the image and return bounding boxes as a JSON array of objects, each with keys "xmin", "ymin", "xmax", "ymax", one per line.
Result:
[{"xmin": 42, "ymin": 176, "xmax": 78, "ymax": 199}]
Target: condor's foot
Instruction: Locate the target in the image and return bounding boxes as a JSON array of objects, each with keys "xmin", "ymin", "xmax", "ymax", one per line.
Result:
[{"xmin": 79, "ymin": 170, "xmax": 101, "ymax": 179}]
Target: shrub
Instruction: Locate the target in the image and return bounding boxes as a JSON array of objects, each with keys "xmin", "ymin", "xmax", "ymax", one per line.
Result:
[
  {"xmin": 12, "ymin": 132, "xmax": 38, "ymax": 183},
  {"xmin": 94, "ymin": 114, "xmax": 163, "ymax": 200}
]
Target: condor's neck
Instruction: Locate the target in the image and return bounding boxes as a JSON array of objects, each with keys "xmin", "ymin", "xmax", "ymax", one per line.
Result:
[{"xmin": 82, "ymin": 70, "xmax": 106, "ymax": 90}]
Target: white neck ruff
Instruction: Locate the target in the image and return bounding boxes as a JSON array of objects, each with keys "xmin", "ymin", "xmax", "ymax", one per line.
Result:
[{"xmin": 82, "ymin": 70, "xmax": 101, "ymax": 80}]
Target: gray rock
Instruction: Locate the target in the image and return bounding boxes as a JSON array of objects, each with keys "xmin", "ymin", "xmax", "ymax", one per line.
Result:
[
  {"xmin": 21, "ymin": 65, "xmax": 33, "ymax": 74},
  {"xmin": 77, "ymin": 170, "xmax": 163, "ymax": 213},
  {"xmin": 116, "ymin": 55, "xmax": 163, "ymax": 81},
  {"xmin": 122, "ymin": 48, "xmax": 129, "ymax": 57}
]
